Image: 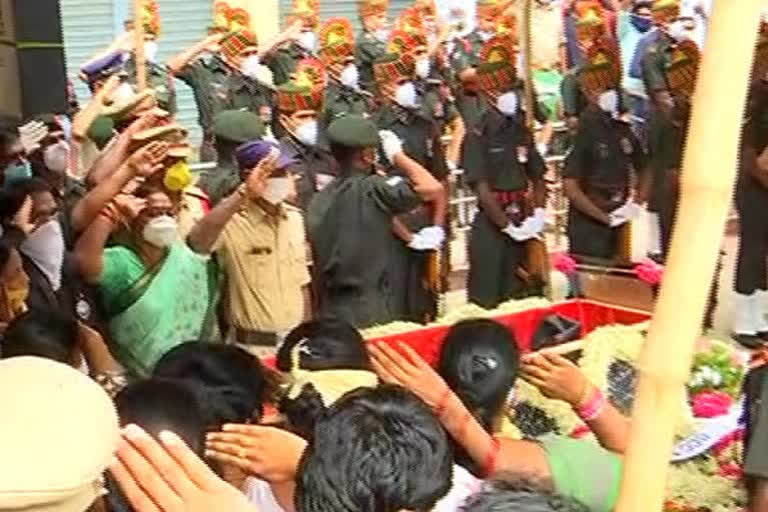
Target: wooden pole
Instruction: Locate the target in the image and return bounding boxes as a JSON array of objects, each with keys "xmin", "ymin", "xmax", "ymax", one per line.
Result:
[
  {"xmin": 615, "ymin": 2, "xmax": 762, "ymax": 511},
  {"xmin": 133, "ymin": 0, "xmax": 147, "ymax": 91},
  {"xmin": 522, "ymin": 0, "xmax": 535, "ymax": 132}
]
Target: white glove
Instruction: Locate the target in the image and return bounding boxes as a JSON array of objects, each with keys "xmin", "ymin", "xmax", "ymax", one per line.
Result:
[
  {"xmin": 519, "ymin": 208, "xmax": 546, "ymax": 237},
  {"xmin": 611, "ymin": 201, "xmax": 641, "ymax": 221},
  {"xmin": 503, "ymin": 223, "xmax": 532, "ymax": 242},
  {"xmin": 536, "ymin": 142, "xmax": 548, "ymax": 157},
  {"xmin": 379, "ymin": 130, "xmax": 403, "ymax": 164},
  {"xmin": 18, "ymin": 120, "xmax": 48, "ymax": 154},
  {"xmin": 446, "ymin": 159, "xmax": 458, "ymax": 172},
  {"xmin": 609, "ymin": 213, "xmax": 629, "ymax": 227},
  {"xmin": 408, "ymin": 226, "xmax": 445, "ymax": 251}
]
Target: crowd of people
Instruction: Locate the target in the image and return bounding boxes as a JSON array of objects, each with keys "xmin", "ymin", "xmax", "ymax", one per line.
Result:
[{"xmin": 3, "ymin": 0, "xmax": 768, "ymax": 510}]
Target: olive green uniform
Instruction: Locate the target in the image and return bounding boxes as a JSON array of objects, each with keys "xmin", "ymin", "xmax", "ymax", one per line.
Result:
[
  {"xmin": 221, "ymin": 73, "xmax": 276, "ymax": 125},
  {"xmin": 176, "ymin": 55, "xmax": 232, "ymax": 160},
  {"xmin": 197, "ymin": 161, "xmax": 240, "ymax": 207},
  {"xmin": 452, "ymin": 30, "xmax": 487, "ymax": 73},
  {"xmin": 355, "ymin": 30, "xmax": 387, "ymax": 94},
  {"xmin": 323, "ymin": 81, "xmax": 374, "ymax": 125},
  {"xmin": 463, "ymin": 103, "xmax": 546, "ymax": 309},
  {"xmin": 278, "ymin": 136, "xmax": 337, "ymax": 211},
  {"xmin": 307, "ymin": 170, "xmax": 422, "ymax": 328},
  {"xmin": 376, "ymin": 103, "xmax": 447, "ymax": 323},
  {"xmin": 123, "ymin": 57, "xmax": 177, "ymax": 114},
  {"xmin": 564, "ymin": 106, "xmax": 646, "ymax": 261},
  {"xmin": 264, "ymin": 42, "xmax": 314, "ymax": 87}
]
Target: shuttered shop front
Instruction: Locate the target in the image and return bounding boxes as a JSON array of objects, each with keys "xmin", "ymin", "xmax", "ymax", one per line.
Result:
[
  {"xmin": 60, "ymin": 0, "xmax": 211, "ymax": 148},
  {"xmin": 278, "ymin": 0, "xmax": 412, "ymax": 33}
]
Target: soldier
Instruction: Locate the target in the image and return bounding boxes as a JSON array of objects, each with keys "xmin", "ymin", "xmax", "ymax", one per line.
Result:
[
  {"xmin": 463, "ymin": 35, "xmax": 547, "ymax": 309},
  {"xmin": 564, "ymin": 44, "xmax": 648, "ymax": 264},
  {"xmin": 306, "ymin": 115, "xmax": 444, "ymax": 328},
  {"xmin": 356, "ymin": 0, "xmax": 391, "ymax": 94},
  {"xmin": 455, "ymin": 0, "xmax": 502, "ymax": 73},
  {"xmin": 373, "ymin": 49, "xmax": 448, "ymax": 323},
  {"xmin": 641, "ymin": 0, "xmax": 699, "ymax": 259},
  {"xmin": 263, "ymin": 0, "xmax": 321, "ymax": 86},
  {"xmin": 274, "ymin": 62, "xmax": 337, "ymax": 210},
  {"xmin": 196, "ymin": 110, "xmax": 266, "ymax": 206},
  {"xmin": 733, "ymin": 25, "xmax": 768, "ymax": 348},
  {"xmin": 317, "ymin": 18, "xmax": 375, "ymax": 124}
]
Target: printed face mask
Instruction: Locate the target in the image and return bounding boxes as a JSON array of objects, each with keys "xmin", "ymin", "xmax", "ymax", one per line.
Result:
[
  {"xmin": 394, "ymin": 81, "xmax": 418, "ymax": 109},
  {"xmin": 142, "ymin": 215, "xmax": 178, "ymax": 248}
]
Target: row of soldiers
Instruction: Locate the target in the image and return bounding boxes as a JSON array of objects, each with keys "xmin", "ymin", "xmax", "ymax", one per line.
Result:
[{"xmin": 70, "ymin": 0, "xmax": 768, "ymax": 333}]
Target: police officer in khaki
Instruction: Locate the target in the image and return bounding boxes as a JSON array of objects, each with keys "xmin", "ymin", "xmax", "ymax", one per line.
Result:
[
  {"xmin": 306, "ymin": 116, "xmax": 444, "ymax": 328},
  {"xmin": 463, "ymin": 35, "xmax": 548, "ymax": 309}
]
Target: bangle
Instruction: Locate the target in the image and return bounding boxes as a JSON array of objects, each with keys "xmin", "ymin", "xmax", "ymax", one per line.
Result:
[
  {"xmin": 434, "ymin": 386, "xmax": 451, "ymax": 418},
  {"xmin": 576, "ymin": 387, "xmax": 606, "ymax": 422},
  {"xmin": 483, "ymin": 436, "xmax": 501, "ymax": 478}
]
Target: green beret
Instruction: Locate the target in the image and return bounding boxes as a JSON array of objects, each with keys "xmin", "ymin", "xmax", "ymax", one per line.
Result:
[
  {"xmin": 213, "ymin": 110, "xmax": 266, "ymax": 143},
  {"xmin": 327, "ymin": 115, "xmax": 378, "ymax": 148},
  {"xmin": 87, "ymin": 116, "xmax": 115, "ymax": 149}
]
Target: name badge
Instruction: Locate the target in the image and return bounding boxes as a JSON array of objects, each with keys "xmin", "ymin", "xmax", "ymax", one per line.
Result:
[{"xmin": 517, "ymin": 146, "xmax": 528, "ymax": 163}]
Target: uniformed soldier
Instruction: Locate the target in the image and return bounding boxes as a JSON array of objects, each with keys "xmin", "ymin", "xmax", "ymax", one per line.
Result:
[
  {"xmin": 733, "ymin": 25, "xmax": 768, "ymax": 348},
  {"xmin": 564, "ymin": 44, "xmax": 648, "ymax": 264},
  {"xmin": 275, "ymin": 62, "xmax": 337, "ymax": 210},
  {"xmin": 197, "ymin": 110, "xmax": 266, "ymax": 206},
  {"xmin": 355, "ymin": 0, "xmax": 391, "ymax": 94},
  {"xmin": 463, "ymin": 35, "xmax": 548, "ymax": 309},
  {"xmin": 641, "ymin": 0, "xmax": 699, "ymax": 259},
  {"xmin": 318, "ymin": 18, "xmax": 375, "ymax": 124},
  {"xmin": 306, "ymin": 115, "xmax": 444, "ymax": 328},
  {"xmin": 373, "ymin": 49, "xmax": 448, "ymax": 322},
  {"xmin": 452, "ymin": 0, "xmax": 502, "ymax": 74},
  {"xmin": 263, "ymin": 0, "xmax": 321, "ymax": 86}
]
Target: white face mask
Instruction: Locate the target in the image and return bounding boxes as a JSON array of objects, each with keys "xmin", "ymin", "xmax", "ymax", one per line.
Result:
[
  {"xmin": 598, "ymin": 90, "xmax": 619, "ymax": 117},
  {"xmin": 295, "ymin": 120, "xmax": 319, "ymax": 146},
  {"xmin": 374, "ymin": 28, "xmax": 390, "ymax": 43},
  {"xmin": 298, "ymin": 31, "xmax": 317, "ymax": 52},
  {"xmin": 241, "ymin": 55, "xmax": 262, "ymax": 78},
  {"xmin": 340, "ymin": 63, "xmax": 360, "ymax": 89},
  {"xmin": 667, "ymin": 21, "xmax": 691, "ymax": 42},
  {"xmin": 142, "ymin": 215, "xmax": 178, "ymax": 248},
  {"xmin": 114, "ymin": 82, "xmax": 135, "ymax": 103},
  {"xmin": 261, "ymin": 177, "xmax": 294, "ymax": 204},
  {"xmin": 394, "ymin": 81, "xmax": 418, "ymax": 109},
  {"xmin": 496, "ymin": 91, "xmax": 519, "ymax": 117},
  {"xmin": 20, "ymin": 219, "xmax": 65, "ymax": 292},
  {"xmin": 43, "ymin": 141, "xmax": 70, "ymax": 173},
  {"xmin": 415, "ymin": 57, "xmax": 431, "ymax": 79},
  {"xmin": 143, "ymin": 41, "xmax": 159, "ymax": 62},
  {"xmin": 479, "ymin": 30, "xmax": 494, "ymax": 42}
]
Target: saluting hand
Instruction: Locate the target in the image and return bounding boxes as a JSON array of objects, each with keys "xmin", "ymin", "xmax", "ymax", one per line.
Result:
[
  {"xmin": 245, "ymin": 149, "xmax": 279, "ymax": 199},
  {"xmin": 112, "ymin": 194, "xmax": 148, "ymax": 221},
  {"xmin": 127, "ymin": 141, "xmax": 170, "ymax": 177}
]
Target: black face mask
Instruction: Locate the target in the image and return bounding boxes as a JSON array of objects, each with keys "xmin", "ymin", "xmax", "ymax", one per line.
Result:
[{"xmin": 630, "ymin": 14, "xmax": 653, "ymax": 33}]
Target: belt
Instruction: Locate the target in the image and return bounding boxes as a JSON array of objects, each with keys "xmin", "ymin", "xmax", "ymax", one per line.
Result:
[{"xmin": 235, "ymin": 328, "xmax": 280, "ymax": 346}]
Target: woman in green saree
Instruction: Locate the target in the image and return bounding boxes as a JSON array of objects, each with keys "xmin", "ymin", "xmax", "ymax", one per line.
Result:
[{"xmin": 76, "ymin": 183, "xmax": 220, "ymax": 376}]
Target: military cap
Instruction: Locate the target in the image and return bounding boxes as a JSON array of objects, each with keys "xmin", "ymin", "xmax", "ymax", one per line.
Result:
[
  {"xmin": 102, "ymin": 89, "xmax": 156, "ymax": 121},
  {"xmin": 140, "ymin": 0, "xmax": 161, "ymax": 37},
  {"xmin": 327, "ymin": 115, "xmax": 379, "ymax": 147},
  {"xmin": 0, "ymin": 357, "xmax": 119, "ymax": 512},
  {"xmin": 374, "ymin": 52, "xmax": 415, "ymax": 86},
  {"xmin": 277, "ymin": 60, "xmax": 326, "ymax": 113},
  {"xmin": 318, "ymin": 18, "xmax": 356, "ymax": 67},
  {"xmin": 476, "ymin": 0, "xmax": 502, "ymax": 19},
  {"xmin": 477, "ymin": 35, "xmax": 518, "ymax": 94},
  {"xmin": 496, "ymin": 5, "xmax": 518, "ymax": 42},
  {"xmin": 220, "ymin": 30, "xmax": 258, "ymax": 62},
  {"xmin": 579, "ymin": 42, "xmax": 622, "ymax": 100},
  {"xmin": 79, "ymin": 51, "xmax": 124, "ymax": 85},
  {"xmin": 212, "ymin": 110, "xmax": 266, "ymax": 143},
  {"xmin": 291, "ymin": 0, "xmax": 320, "ymax": 28},
  {"xmin": 651, "ymin": 0, "xmax": 680, "ymax": 24},
  {"xmin": 665, "ymin": 40, "xmax": 700, "ymax": 103},
  {"xmin": 358, "ymin": 0, "xmax": 389, "ymax": 19}
]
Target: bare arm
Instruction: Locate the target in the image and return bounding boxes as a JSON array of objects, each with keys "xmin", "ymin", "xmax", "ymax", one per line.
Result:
[
  {"xmin": 564, "ymin": 178, "xmax": 611, "ymax": 224},
  {"xmin": 392, "ymin": 151, "xmax": 444, "ymax": 203},
  {"xmin": 474, "ymin": 180, "xmax": 509, "ymax": 229},
  {"xmin": 187, "ymin": 186, "xmax": 246, "ymax": 254},
  {"xmin": 72, "ymin": 75, "xmax": 121, "ymax": 141},
  {"xmin": 74, "ymin": 215, "xmax": 117, "ymax": 284},
  {"xmin": 78, "ymin": 323, "xmax": 124, "ymax": 375},
  {"xmin": 392, "ymin": 217, "xmax": 414, "ymax": 243}
]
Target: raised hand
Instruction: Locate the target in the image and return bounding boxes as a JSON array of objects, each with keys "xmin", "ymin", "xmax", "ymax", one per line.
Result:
[
  {"xmin": 367, "ymin": 341, "xmax": 449, "ymax": 410},
  {"xmin": 245, "ymin": 149, "xmax": 279, "ymax": 199},
  {"xmin": 111, "ymin": 425, "xmax": 256, "ymax": 512},
  {"xmin": 112, "ymin": 194, "xmax": 147, "ymax": 221},
  {"xmin": 18, "ymin": 120, "xmax": 48, "ymax": 154},
  {"xmin": 10, "ymin": 196, "xmax": 35, "ymax": 235},
  {"xmin": 128, "ymin": 141, "xmax": 170, "ymax": 177},
  {"xmin": 521, "ymin": 351, "xmax": 590, "ymax": 407},
  {"xmin": 206, "ymin": 424, "xmax": 307, "ymax": 483}
]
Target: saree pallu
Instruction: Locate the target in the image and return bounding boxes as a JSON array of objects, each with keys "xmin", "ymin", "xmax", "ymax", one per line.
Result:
[{"xmin": 106, "ymin": 243, "xmax": 219, "ymax": 377}]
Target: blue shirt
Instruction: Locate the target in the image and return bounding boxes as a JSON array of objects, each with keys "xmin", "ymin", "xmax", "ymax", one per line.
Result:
[{"xmin": 629, "ymin": 29, "xmax": 662, "ymax": 80}]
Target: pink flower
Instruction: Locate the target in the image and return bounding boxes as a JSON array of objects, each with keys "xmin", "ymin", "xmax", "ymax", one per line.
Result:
[
  {"xmin": 554, "ymin": 253, "xmax": 577, "ymax": 275},
  {"xmin": 692, "ymin": 390, "xmax": 733, "ymax": 418},
  {"xmin": 635, "ymin": 259, "xmax": 664, "ymax": 285}
]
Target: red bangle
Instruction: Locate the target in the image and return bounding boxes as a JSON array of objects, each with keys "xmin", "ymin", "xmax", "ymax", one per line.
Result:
[
  {"xmin": 576, "ymin": 387, "xmax": 606, "ymax": 422},
  {"xmin": 483, "ymin": 436, "xmax": 501, "ymax": 477}
]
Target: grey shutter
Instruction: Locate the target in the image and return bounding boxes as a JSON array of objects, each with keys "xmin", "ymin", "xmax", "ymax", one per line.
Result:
[
  {"xmin": 154, "ymin": 0, "xmax": 212, "ymax": 148},
  {"xmin": 60, "ymin": 0, "xmax": 116, "ymax": 105},
  {"xmin": 278, "ymin": 0, "xmax": 412, "ymax": 34}
]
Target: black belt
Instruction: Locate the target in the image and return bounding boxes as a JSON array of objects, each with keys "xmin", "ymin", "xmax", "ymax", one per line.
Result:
[{"xmin": 235, "ymin": 328, "xmax": 279, "ymax": 346}]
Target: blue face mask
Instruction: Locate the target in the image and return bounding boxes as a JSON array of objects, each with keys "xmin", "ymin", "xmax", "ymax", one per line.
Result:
[
  {"xmin": 630, "ymin": 14, "xmax": 653, "ymax": 33},
  {"xmin": 3, "ymin": 160, "xmax": 32, "ymax": 189}
]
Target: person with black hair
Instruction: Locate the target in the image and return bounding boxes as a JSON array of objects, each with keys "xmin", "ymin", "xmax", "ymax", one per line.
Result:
[
  {"xmin": 0, "ymin": 128, "xmax": 31, "ymax": 190},
  {"xmin": 295, "ymin": 385, "xmax": 454, "ymax": 512},
  {"xmin": 306, "ymin": 115, "xmax": 444, "ymax": 328},
  {"xmin": 153, "ymin": 341, "xmax": 277, "ymax": 426},
  {"xmin": 437, "ymin": 319, "xmax": 520, "ymax": 474},
  {"xmin": 1, "ymin": 308, "xmax": 78, "ymax": 364},
  {"xmin": 276, "ymin": 317, "xmax": 370, "ymax": 372},
  {"xmin": 461, "ymin": 474, "xmax": 589, "ymax": 512}
]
